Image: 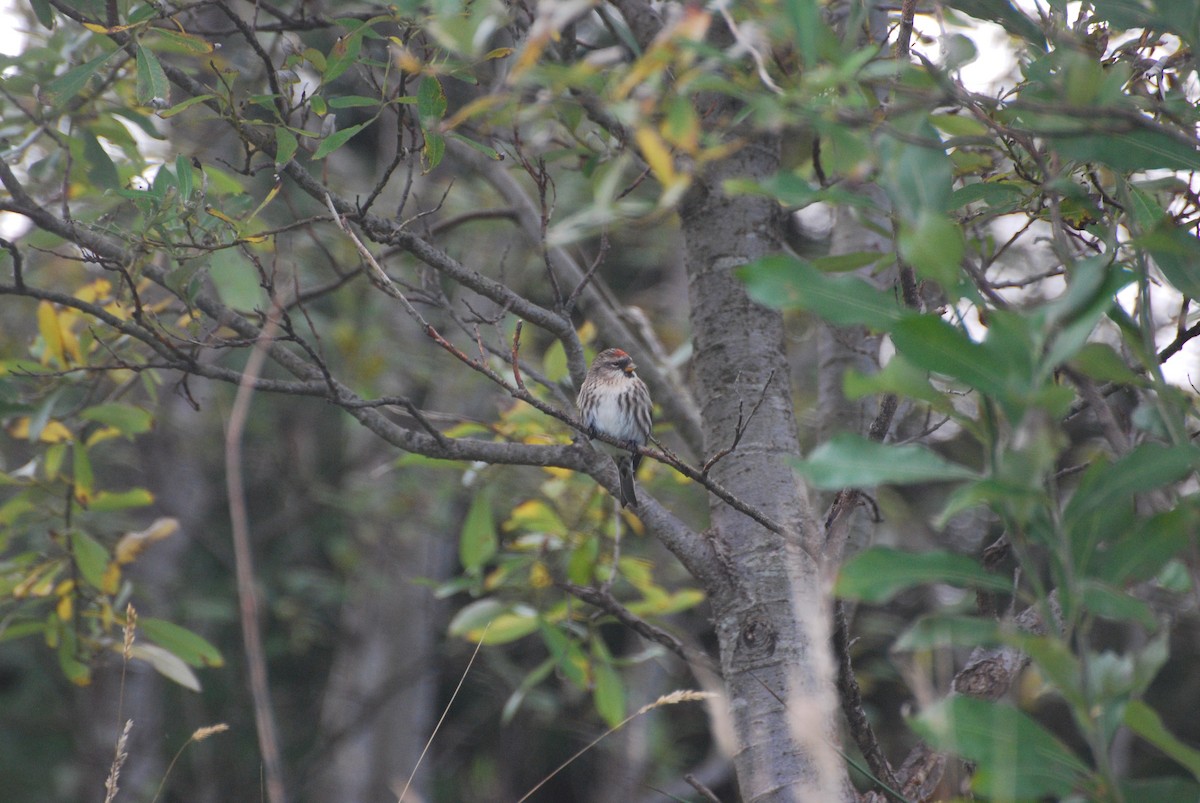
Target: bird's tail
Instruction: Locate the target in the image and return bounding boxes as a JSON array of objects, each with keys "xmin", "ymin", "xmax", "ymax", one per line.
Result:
[{"xmin": 617, "ymin": 456, "xmax": 638, "ymax": 508}]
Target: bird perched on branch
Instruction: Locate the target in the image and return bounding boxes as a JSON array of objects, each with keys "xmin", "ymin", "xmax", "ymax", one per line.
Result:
[{"xmin": 577, "ymin": 348, "xmax": 653, "ymax": 507}]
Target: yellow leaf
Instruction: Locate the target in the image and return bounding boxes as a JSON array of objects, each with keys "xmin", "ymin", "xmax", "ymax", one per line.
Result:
[
  {"xmin": 37, "ymin": 301, "xmax": 66, "ymax": 366},
  {"xmin": 509, "ymin": 31, "xmax": 550, "ymax": 80},
  {"xmin": 76, "ymin": 278, "xmax": 113, "ymax": 303},
  {"xmin": 57, "ymin": 594, "xmax": 73, "ymax": 621},
  {"xmin": 443, "ymin": 94, "xmax": 507, "ymax": 131},
  {"xmin": 391, "ymin": 43, "xmax": 422, "ymax": 74},
  {"xmin": 530, "ymin": 560, "xmax": 552, "ymax": 589},
  {"xmin": 86, "ymin": 426, "xmax": 122, "ymax": 448},
  {"xmin": 115, "ymin": 517, "xmax": 180, "ymax": 564},
  {"xmin": 9, "ymin": 417, "xmax": 74, "ymax": 443},
  {"xmin": 635, "ymin": 127, "xmax": 677, "ymax": 187},
  {"xmin": 104, "ymin": 301, "xmax": 132, "ymax": 321},
  {"xmin": 245, "ymin": 177, "xmax": 282, "ymax": 224},
  {"xmin": 44, "ymin": 420, "xmax": 76, "ymax": 442},
  {"xmin": 32, "ymin": 573, "xmax": 56, "ymax": 597},
  {"xmin": 101, "ymin": 561, "xmax": 121, "ymax": 594},
  {"xmin": 82, "ymin": 21, "xmax": 140, "ymax": 33},
  {"xmin": 205, "ymin": 205, "xmax": 239, "ymax": 227}
]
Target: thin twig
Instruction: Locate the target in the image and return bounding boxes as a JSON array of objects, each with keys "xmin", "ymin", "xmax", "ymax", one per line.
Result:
[
  {"xmin": 225, "ymin": 304, "xmax": 287, "ymax": 803},
  {"xmin": 702, "ymin": 371, "xmax": 776, "ymax": 475},
  {"xmin": 510, "ymin": 320, "xmax": 525, "ymax": 389},
  {"xmin": 834, "ymin": 602, "xmax": 903, "ymax": 798},
  {"xmin": 558, "ymin": 582, "xmax": 710, "ymax": 669},
  {"xmin": 685, "ymin": 773, "xmax": 723, "ymax": 803}
]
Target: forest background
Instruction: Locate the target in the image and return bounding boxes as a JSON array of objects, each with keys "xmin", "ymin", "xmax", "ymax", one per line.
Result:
[{"xmin": 1, "ymin": 0, "xmax": 1199, "ymax": 801}]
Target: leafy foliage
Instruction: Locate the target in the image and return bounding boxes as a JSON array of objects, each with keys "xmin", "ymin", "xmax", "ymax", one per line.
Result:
[{"xmin": 0, "ymin": 0, "xmax": 1198, "ymax": 799}]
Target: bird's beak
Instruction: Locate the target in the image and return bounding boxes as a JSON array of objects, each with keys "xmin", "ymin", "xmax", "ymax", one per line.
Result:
[{"xmin": 623, "ymin": 363, "xmax": 636, "ymax": 374}]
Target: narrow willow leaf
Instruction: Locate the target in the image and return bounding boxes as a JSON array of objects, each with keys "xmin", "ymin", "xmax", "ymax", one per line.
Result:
[
  {"xmin": 130, "ymin": 643, "xmax": 201, "ymax": 691},
  {"xmin": 135, "ymin": 45, "xmax": 170, "ymax": 107},
  {"xmin": 1124, "ymin": 699, "xmax": 1200, "ymax": 782},
  {"xmin": 792, "ymin": 432, "xmax": 976, "ymax": 489},
  {"xmin": 139, "ymin": 617, "xmax": 224, "ymax": 667},
  {"xmin": 737, "ymin": 255, "xmax": 906, "ymax": 329},
  {"xmin": 459, "ymin": 490, "xmax": 497, "ymax": 572},
  {"xmin": 42, "ymin": 51, "xmax": 115, "ymax": 107},
  {"xmin": 891, "ymin": 315, "xmax": 1008, "ymax": 398},
  {"xmin": 311, "ymin": 121, "xmax": 368, "ymax": 160},
  {"xmin": 911, "ymin": 697, "xmax": 1089, "ymax": 799},
  {"xmin": 69, "ymin": 529, "xmax": 110, "ymax": 590},
  {"xmin": 836, "ymin": 547, "xmax": 1010, "ymax": 602}
]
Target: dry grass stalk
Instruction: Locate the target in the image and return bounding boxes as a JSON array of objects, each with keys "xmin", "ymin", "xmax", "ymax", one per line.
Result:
[
  {"xmin": 517, "ymin": 690, "xmax": 718, "ymax": 803},
  {"xmin": 102, "ymin": 718, "xmax": 133, "ymax": 803}
]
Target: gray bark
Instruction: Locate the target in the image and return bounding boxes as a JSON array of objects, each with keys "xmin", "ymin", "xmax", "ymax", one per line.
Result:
[{"xmin": 681, "ymin": 134, "xmax": 848, "ymax": 801}]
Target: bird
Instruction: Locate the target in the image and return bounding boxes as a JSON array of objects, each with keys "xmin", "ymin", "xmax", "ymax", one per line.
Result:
[{"xmin": 576, "ymin": 348, "xmax": 653, "ymax": 507}]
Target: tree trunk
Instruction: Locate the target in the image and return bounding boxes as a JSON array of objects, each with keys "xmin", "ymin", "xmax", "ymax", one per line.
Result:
[{"xmin": 681, "ymin": 133, "xmax": 848, "ymax": 802}]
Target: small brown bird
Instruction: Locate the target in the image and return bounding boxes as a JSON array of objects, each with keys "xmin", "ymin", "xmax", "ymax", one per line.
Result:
[{"xmin": 576, "ymin": 348, "xmax": 653, "ymax": 507}]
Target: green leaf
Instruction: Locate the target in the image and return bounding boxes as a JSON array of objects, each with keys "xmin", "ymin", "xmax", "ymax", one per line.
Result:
[
  {"xmin": 501, "ymin": 657, "xmax": 555, "ymax": 725},
  {"xmin": 836, "ymin": 547, "xmax": 1010, "ymax": 602},
  {"xmin": 844, "ymin": 354, "xmax": 952, "ymax": 411},
  {"xmin": 149, "ymin": 27, "xmax": 215, "ymax": 55},
  {"xmin": 72, "ymin": 444, "xmax": 94, "ymax": 501},
  {"xmin": 323, "ymin": 29, "xmax": 364, "ymax": 83},
  {"xmin": 446, "ymin": 131, "xmax": 502, "ymax": 161},
  {"xmin": 943, "ymin": 0, "xmax": 1047, "ymax": 48},
  {"xmin": 69, "ymin": 529, "xmax": 110, "ymax": 590},
  {"xmin": 459, "ymin": 489, "xmax": 496, "ymax": 572},
  {"xmin": 175, "ymin": 154, "xmax": 193, "ymax": 200},
  {"xmin": 31, "ymin": 0, "xmax": 55, "ymax": 28},
  {"xmin": 1068, "ymin": 342, "xmax": 1142, "ymax": 384},
  {"xmin": 1079, "ymin": 581, "xmax": 1157, "ymax": 628},
  {"xmin": 139, "ymin": 618, "xmax": 224, "ymax": 667},
  {"xmin": 1120, "ymin": 778, "xmax": 1200, "ymax": 802},
  {"xmin": 1052, "ymin": 128, "xmax": 1200, "ymax": 172},
  {"xmin": 737, "ymin": 255, "xmax": 906, "ymax": 329},
  {"xmin": 135, "ymin": 45, "xmax": 170, "ymax": 107},
  {"xmin": 592, "ymin": 652, "xmax": 626, "ymax": 727},
  {"xmin": 1098, "ymin": 507, "xmax": 1197, "ymax": 585},
  {"xmin": 88, "ymin": 488, "xmax": 155, "ymax": 511},
  {"xmin": 894, "ymin": 615, "xmax": 1002, "ymax": 651},
  {"xmin": 1124, "ymin": 699, "xmax": 1200, "ymax": 782},
  {"xmin": 274, "ymin": 127, "xmax": 299, "ymax": 166},
  {"xmin": 449, "ymin": 599, "xmax": 540, "ymax": 644},
  {"xmin": 311, "ymin": 121, "xmax": 369, "ymax": 160},
  {"xmin": 81, "ymin": 129, "xmax": 119, "ymax": 189},
  {"xmin": 793, "ymin": 433, "xmax": 976, "ymax": 490},
  {"xmin": 1066, "ymin": 442, "xmax": 1200, "ymax": 522},
  {"xmin": 891, "ymin": 315, "xmax": 1007, "ymax": 398},
  {"xmin": 881, "ymin": 122, "xmax": 954, "ymax": 219},
  {"xmin": 80, "ymin": 403, "xmax": 153, "ymax": 436},
  {"xmin": 422, "ymin": 131, "xmax": 446, "ymax": 172},
  {"xmin": 947, "ymin": 180, "xmax": 1026, "ymax": 211},
  {"xmin": 156, "ymin": 93, "xmax": 216, "ymax": 119},
  {"xmin": 911, "ymin": 697, "xmax": 1089, "ymax": 799},
  {"xmin": 130, "ymin": 643, "xmax": 201, "ymax": 691},
  {"xmin": 1129, "ymin": 189, "xmax": 1200, "ymax": 298},
  {"xmin": 541, "ymin": 622, "xmax": 588, "ymax": 688},
  {"xmin": 43, "ymin": 51, "xmax": 117, "ymax": 107},
  {"xmin": 57, "ymin": 623, "xmax": 90, "ymax": 685},
  {"xmin": 327, "ymin": 94, "xmax": 382, "ymax": 109},
  {"xmin": 417, "ymin": 75, "xmax": 447, "ymax": 121},
  {"xmin": 898, "ymin": 212, "xmax": 965, "ymax": 290}
]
